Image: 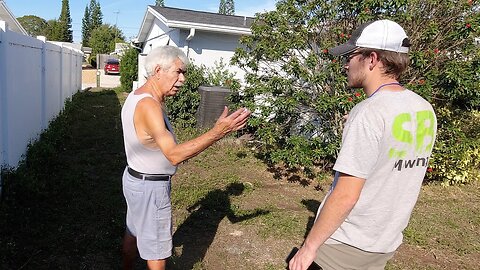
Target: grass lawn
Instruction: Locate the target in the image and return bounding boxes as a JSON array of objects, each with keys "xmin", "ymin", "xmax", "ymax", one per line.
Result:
[{"xmin": 0, "ymin": 88, "xmax": 478, "ymax": 269}]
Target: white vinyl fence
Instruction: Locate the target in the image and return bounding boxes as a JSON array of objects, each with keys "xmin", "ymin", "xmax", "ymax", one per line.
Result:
[{"xmin": 0, "ymin": 21, "xmax": 83, "ymax": 173}]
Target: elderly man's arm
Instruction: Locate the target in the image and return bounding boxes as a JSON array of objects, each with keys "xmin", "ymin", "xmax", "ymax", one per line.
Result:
[
  {"xmin": 288, "ymin": 173, "xmax": 365, "ymax": 270},
  {"xmin": 138, "ymin": 98, "xmax": 250, "ymax": 165}
]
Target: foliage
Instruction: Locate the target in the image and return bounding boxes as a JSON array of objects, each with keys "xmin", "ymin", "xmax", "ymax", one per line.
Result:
[
  {"xmin": 16, "ymin": 15, "xmax": 48, "ymax": 37},
  {"xmin": 155, "ymin": 0, "xmax": 165, "ymax": 7},
  {"xmin": 57, "ymin": 0, "xmax": 73, "ymax": 42},
  {"xmin": 82, "ymin": 0, "xmax": 103, "ymax": 47},
  {"xmin": 88, "ymin": 24, "xmax": 125, "ymax": 56},
  {"xmin": 119, "ymin": 46, "xmax": 140, "ymax": 92},
  {"xmin": 45, "ymin": 19, "xmax": 62, "ymax": 41},
  {"xmin": 166, "ymin": 64, "xmax": 204, "ymax": 128},
  {"xmin": 89, "ymin": 0, "xmax": 103, "ymax": 30},
  {"xmin": 219, "ymin": 0, "xmax": 235, "ymax": 15},
  {"xmin": 427, "ymin": 109, "xmax": 480, "ymax": 186},
  {"xmin": 204, "ymin": 59, "xmax": 241, "ymax": 90},
  {"xmin": 231, "ymin": 0, "xmax": 480, "ymax": 184},
  {"xmin": 81, "ymin": 6, "xmax": 91, "ymax": 47}
]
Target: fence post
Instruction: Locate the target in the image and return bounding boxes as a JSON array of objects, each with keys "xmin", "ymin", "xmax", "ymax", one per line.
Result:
[
  {"xmin": 0, "ymin": 21, "xmax": 8, "ymax": 198},
  {"xmin": 59, "ymin": 45, "xmax": 64, "ymax": 109},
  {"xmin": 38, "ymin": 36, "xmax": 47, "ymax": 130}
]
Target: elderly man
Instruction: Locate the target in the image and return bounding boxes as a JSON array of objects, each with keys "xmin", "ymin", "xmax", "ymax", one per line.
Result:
[
  {"xmin": 121, "ymin": 45, "xmax": 250, "ymax": 270},
  {"xmin": 289, "ymin": 20, "xmax": 437, "ymax": 270}
]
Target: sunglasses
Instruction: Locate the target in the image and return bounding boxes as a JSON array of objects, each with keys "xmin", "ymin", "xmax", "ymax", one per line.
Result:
[{"xmin": 343, "ymin": 51, "xmax": 363, "ymax": 64}]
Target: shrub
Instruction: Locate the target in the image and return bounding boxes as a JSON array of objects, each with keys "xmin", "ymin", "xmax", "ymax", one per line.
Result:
[
  {"xmin": 166, "ymin": 64, "xmax": 205, "ymax": 128},
  {"xmin": 427, "ymin": 109, "xmax": 480, "ymax": 185},
  {"xmin": 119, "ymin": 46, "xmax": 139, "ymax": 92}
]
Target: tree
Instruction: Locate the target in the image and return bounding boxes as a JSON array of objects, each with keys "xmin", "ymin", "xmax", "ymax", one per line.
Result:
[
  {"xmin": 89, "ymin": 0, "xmax": 103, "ymax": 30},
  {"xmin": 17, "ymin": 15, "xmax": 48, "ymax": 37},
  {"xmin": 57, "ymin": 0, "xmax": 73, "ymax": 42},
  {"xmin": 82, "ymin": 0, "xmax": 103, "ymax": 46},
  {"xmin": 89, "ymin": 24, "xmax": 125, "ymax": 55},
  {"xmin": 231, "ymin": 0, "xmax": 480, "ymax": 185},
  {"xmin": 45, "ymin": 19, "xmax": 63, "ymax": 41},
  {"xmin": 155, "ymin": 0, "xmax": 165, "ymax": 7},
  {"xmin": 120, "ymin": 46, "xmax": 140, "ymax": 92},
  {"xmin": 81, "ymin": 5, "xmax": 91, "ymax": 47},
  {"xmin": 219, "ymin": 0, "xmax": 235, "ymax": 15}
]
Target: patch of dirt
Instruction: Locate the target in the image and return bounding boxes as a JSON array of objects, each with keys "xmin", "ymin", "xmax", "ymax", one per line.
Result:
[
  {"xmin": 390, "ymin": 244, "xmax": 480, "ymax": 269},
  {"xmin": 82, "ymin": 69, "xmax": 97, "ymax": 84}
]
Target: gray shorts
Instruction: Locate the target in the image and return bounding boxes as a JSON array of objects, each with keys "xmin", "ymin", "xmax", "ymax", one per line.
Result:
[
  {"xmin": 122, "ymin": 168, "xmax": 172, "ymax": 260},
  {"xmin": 314, "ymin": 242, "xmax": 396, "ymax": 270}
]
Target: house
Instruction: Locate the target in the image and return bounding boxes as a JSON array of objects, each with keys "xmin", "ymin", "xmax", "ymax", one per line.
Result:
[
  {"xmin": 134, "ymin": 6, "xmax": 254, "ymax": 86},
  {"xmin": 112, "ymin": 42, "xmax": 129, "ymax": 56},
  {"xmin": 0, "ymin": 0, "xmax": 27, "ymax": 35}
]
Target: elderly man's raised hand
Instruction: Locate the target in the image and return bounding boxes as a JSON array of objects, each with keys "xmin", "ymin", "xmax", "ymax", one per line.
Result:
[{"xmin": 212, "ymin": 106, "xmax": 251, "ymax": 137}]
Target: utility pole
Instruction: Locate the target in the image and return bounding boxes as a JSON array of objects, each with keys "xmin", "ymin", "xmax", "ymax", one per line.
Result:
[{"xmin": 113, "ymin": 10, "xmax": 120, "ymax": 43}]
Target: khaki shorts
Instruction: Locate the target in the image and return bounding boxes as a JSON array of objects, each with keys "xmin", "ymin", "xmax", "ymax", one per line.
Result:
[{"xmin": 314, "ymin": 243, "xmax": 396, "ymax": 270}]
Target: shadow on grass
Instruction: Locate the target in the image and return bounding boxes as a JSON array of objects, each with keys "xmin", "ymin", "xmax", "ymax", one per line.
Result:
[
  {"xmin": 170, "ymin": 182, "xmax": 269, "ymax": 270},
  {"xmin": 0, "ymin": 89, "xmax": 126, "ymax": 269},
  {"xmin": 301, "ymin": 199, "xmax": 321, "ymax": 239}
]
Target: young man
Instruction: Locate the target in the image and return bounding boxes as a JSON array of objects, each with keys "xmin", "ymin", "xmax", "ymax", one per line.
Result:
[
  {"xmin": 289, "ymin": 20, "xmax": 437, "ymax": 270},
  {"xmin": 121, "ymin": 46, "xmax": 250, "ymax": 270}
]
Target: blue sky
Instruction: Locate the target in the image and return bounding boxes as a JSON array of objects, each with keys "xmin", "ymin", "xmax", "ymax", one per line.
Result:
[{"xmin": 5, "ymin": 0, "xmax": 277, "ymax": 43}]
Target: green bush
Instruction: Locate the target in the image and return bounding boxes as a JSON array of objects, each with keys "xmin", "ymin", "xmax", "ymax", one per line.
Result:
[
  {"xmin": 427, "ymin": 109, "xmax": 480, "ymax": 186},
  {"xmin": 166, "ymin": 64, "xmax": 204, "ymax": 128},
  {"xmin": 231, "ymin": 0, "xmax": 480, "ymax": 185},
  {"xmin": 119, "ymin": 46, "xmax": 139, "ymax": 92}
]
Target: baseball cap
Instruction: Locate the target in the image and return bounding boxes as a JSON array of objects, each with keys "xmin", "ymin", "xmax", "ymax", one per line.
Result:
[{"xmin": 329, "ymin": 19, "xmax": 410, "ymax": 56}]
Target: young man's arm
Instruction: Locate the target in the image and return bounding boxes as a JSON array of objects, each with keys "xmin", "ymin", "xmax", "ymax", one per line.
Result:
[{"xmin": 288, "ymin": 173, "xmax": 365, "ymax": 270}]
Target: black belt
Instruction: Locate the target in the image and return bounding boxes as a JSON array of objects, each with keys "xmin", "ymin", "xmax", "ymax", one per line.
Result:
[{"xmin": 127, "ymin": 167, "xmax": 171, "ymax": 181}]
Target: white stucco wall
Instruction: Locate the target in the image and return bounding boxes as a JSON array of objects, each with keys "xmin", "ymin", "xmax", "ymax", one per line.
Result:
[
  {"xmin": 143, "ymin": 18, "xmax": 180, "ymax": 54},
  {"xmin": 178, "ymin": 30, "xmax": 246, "ymax": 82}
]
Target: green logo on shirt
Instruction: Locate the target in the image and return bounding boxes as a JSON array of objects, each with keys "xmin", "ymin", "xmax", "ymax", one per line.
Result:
[{"xmin": 389, "ymin": 110, "xmax": 435, "ymax": 158}]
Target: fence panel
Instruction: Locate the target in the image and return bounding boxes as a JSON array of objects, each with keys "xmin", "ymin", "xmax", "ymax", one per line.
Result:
[
  {"xmin": 0, "ymin": 21, "xmax": 83, "ymax": 168},
  {"xmin": 4, "ymin": 29, "xmax": 43, "ymax": 167},
  {"xmin": 44, "ymin": 42, "xmax": 63, "ymax": 125}
]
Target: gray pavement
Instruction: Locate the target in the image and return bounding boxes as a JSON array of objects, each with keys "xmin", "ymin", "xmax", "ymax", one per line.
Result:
[{"xmin": 82, "ymin": 70, "xmax": 121, "ymax": 90}]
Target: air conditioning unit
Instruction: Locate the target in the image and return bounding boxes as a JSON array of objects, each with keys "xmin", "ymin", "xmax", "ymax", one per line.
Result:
[{"xmin": 196, "ymin": 86, "xmax": 231, "ymax": 128}]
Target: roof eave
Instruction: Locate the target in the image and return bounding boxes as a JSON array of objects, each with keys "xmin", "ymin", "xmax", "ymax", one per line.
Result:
[
  {"xmin": 136, "ymin": 6, "xmax": 164, "ymax": 43},
  {"xmin": 0, "ymin": 0, "xmax": 28, "ymax": 35},
  {"xmin": 167, "ymin": 20, "xmax": 251, "ymax": 35},
  {"xmin": 136, "ymin": 6, "xmax": 252, "ymax": 43}
]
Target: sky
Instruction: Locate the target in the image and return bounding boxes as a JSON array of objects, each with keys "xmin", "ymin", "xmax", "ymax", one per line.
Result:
[{"xmin": 5, "ymin": 0, "xmax": 277, "ymax": 43}]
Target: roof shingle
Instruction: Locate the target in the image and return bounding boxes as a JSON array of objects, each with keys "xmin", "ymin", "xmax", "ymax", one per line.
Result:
[{"xmin": 150, "ymin": 6, "xmax": 254, "ymax": 29}]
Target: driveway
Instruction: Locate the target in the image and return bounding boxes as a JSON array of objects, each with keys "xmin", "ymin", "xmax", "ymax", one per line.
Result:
[{"xmin": 82, "ymin": 69, "xmax": 121, "ymax": 90}]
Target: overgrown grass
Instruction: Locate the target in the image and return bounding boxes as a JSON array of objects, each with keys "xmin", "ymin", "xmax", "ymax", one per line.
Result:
[{"xmin": 0, "ymin": 88, "xmax": 478, "ymax": 269}]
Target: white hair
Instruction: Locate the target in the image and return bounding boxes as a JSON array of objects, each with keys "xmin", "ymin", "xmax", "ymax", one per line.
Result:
[{"xmin": 144, "ymin": 46, "xmax": 189, "ymax": 77}]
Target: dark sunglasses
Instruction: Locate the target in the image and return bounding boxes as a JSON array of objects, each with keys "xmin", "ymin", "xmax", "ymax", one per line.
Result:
[{"xmin": 343, "ymin": 51, "xmax": 363, "ymax": 64}]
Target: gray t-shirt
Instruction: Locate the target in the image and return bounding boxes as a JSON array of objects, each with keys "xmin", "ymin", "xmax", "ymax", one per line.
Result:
[{"xmin": 318, "ymin": 89, "xmax": 437, "ymax": 253}]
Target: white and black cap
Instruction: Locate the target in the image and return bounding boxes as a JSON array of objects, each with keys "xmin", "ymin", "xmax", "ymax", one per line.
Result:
[{"xmin": 329, "ymin": 19, "xmax": 411, "ymax": 56}]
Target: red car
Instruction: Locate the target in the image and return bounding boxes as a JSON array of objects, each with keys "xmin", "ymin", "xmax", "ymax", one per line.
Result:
[{"xmin": 104, "ymin": 59, "xmax": 120, "ymax": 75}]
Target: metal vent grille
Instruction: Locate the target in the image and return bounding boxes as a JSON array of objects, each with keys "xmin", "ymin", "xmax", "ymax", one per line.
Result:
[{"xmin": 196, "ymin": 86, "xmax": 231, "ymax": 128}]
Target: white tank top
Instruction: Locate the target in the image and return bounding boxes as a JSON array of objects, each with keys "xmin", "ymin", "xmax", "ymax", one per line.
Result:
[{"xmin": 121, "ymin": 92, "xmax": 177, "ymax": 175}]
